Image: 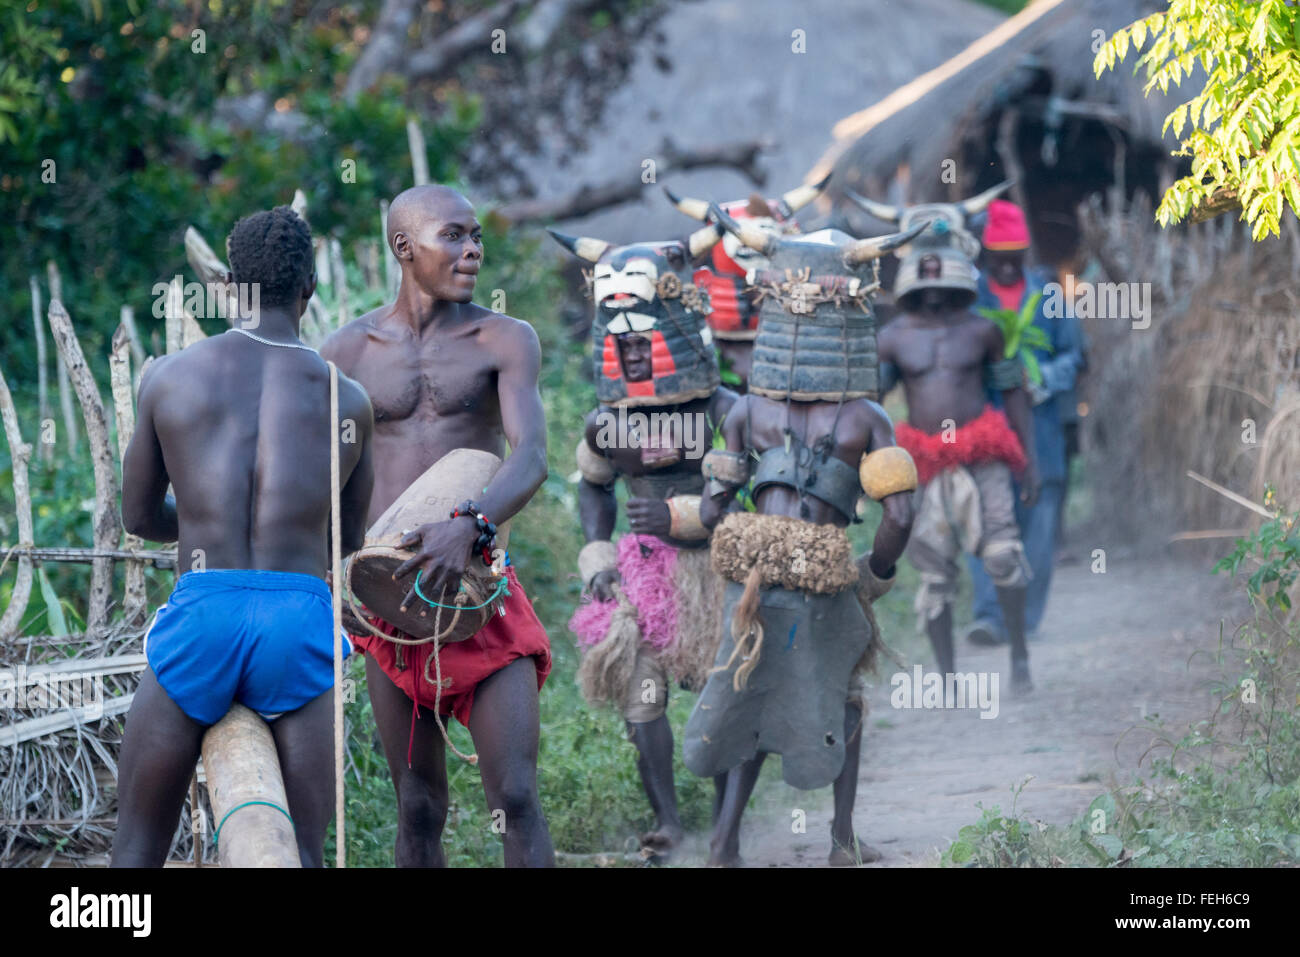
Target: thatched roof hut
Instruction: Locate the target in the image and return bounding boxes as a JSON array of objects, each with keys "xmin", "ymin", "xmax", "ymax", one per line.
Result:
[{"xmin": 818, "ymin": 0, "xmax": 1179, "ymax": 267}]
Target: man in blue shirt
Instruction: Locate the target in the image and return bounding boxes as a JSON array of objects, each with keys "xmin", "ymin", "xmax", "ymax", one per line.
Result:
[{"xmin": 965, "ymin": 200, "xmax": 1084, "ymax": 645}]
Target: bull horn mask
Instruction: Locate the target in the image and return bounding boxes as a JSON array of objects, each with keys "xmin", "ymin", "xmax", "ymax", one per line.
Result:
[
  {"xmin": 664, "ymin": 172, "xmax": 832, "ymax": 223},
  {"xmin": 844, "ymin": 189, "xmax": 901, "ymax": 225},
  {"xmin": 841, "ymin": 219, "xmax": 932, "ymax": 265},
  {"xmin": 548, "ymin": 224, "xmax": 722, "ymax": 262},
  {"xmin": 708, "ymin": 203, "xmax": 778, "ymax": 257},
  {"xmin": 710, "ymin": 202, "xmax": 929, "ymax": 266},
  {"xmin": 958, "ymin": 179, "xmax": 1015, "ymax": 217},
  {"xmin": 846, "ymin": 179, "xmax": 1015, "ymax": 224},
  {"xmin": 545, "ymin": 228, "xmax": 611, "ymax": 263}
]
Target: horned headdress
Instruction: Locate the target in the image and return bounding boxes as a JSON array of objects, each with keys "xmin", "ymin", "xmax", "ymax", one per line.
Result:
[
  {"xmin": 548, "ymin": 223, "xmax": 723, "ymax": 408},
  {"xmin": 663, "ymin": 174, "xmax": 830, "ymax": 341},
  {"xmin": 710, "ymin": 203, "xmax": 928, "ymax": 402},
  {"xmin": 845, "ymin": 181, "xmax": 1013, "ymax": 304}
]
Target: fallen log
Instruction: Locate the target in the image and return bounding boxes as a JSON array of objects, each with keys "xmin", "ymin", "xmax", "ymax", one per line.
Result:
[{"xmin": 200, "ymin": 704, "xmax": 300, "ymax": 868}]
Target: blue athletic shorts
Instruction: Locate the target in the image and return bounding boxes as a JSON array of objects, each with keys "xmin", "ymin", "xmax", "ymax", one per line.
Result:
[{"xmin": 144, "ymin": 569, "xmax": 352, "ymax": 726}]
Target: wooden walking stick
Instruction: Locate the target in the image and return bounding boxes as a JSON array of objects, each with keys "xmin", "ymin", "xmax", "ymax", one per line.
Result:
[{"xmin": 329, "ymin": 359, "xmax": 346, "ymax": 868}]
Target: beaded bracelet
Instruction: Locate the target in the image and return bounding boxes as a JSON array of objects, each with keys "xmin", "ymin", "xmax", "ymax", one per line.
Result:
[{"xmin": 450, "ymin": 500, "xmax": 498, "ymax": 566}]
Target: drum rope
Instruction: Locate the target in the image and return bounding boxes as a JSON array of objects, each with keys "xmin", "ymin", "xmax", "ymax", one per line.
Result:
[{"xmin": 340, "ymin": 545, "xmax": 502, "ymax": 766}]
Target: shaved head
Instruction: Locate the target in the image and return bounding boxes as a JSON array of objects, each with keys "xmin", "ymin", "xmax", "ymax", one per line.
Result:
[
  {"xmin": 386, "ymin": 184, "xmax": 483, "ymax": 303},
  {"xmin": 387, "ymin": 185, "xmax": 474, "ymax": 251}
]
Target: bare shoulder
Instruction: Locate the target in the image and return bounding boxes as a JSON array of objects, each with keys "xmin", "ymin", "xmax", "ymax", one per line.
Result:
[
  {"xmin": 709, "ymin": 386, "xmax": 740, "ymax": 422},
  {"xmin": 136, "ymin": 351, "xmax": 179, "ymax": 406},
  {"xmin": 139, "ymin": 335, "xmax": 227, "ymax": 393},
  {"xmin": 848, "ymin": 396, "xmax": 894, "ymax": 437},
  {"xmin": 319, "ymin": 306, "xmax": 390, "ymax": 369},
  {"xmin": 877, "ymin": 312, "xmax": 908, "ymax": 350},
  {"xmin": 334, "ymin": 369, "xmax": 374, "ymax": 428},
  {"xmin": 964, "ymin": 309, "xmax": 1000, "ymax": 340},
  {"xmin": 476, "ymin": 307, "xmax": 540, "ymax": 360}
]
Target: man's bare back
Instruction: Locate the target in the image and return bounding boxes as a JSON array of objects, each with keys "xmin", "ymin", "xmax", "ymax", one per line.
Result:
[
  {"xmin": 124, "ymin": 333, "xmax": 372, "ymax": 574},
  {"xmin": 113, "ymin": 205, "xmax": 375, "ymax": 869}
]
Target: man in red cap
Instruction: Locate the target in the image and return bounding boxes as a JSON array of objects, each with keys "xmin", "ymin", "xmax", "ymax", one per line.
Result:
[{"xmin": 965, "ymin": 199, "xmax": 1085, "ymax": 648}]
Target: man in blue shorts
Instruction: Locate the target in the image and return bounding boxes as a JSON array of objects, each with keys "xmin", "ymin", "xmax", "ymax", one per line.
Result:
[{"xmin": 110, "ymin": 206, "xmax": 375, "ymax": 867}]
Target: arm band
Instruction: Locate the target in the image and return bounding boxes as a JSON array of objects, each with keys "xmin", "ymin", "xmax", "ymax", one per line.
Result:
[
  {"xmin": 667, "ymin": 495, "xmax": 708, "ymax": 540},
  {"xmin": 859, "ymin": 446, "xmax": 918, "ymax": 500},
  {"xmin": 856, "ymin": 551, "xmax": 896, "ymax": 603},
  {"xmin": 986, "ymin": 356, "xmax": 1025, "ymax": 392},
  {"xmin": 576, "ymin": 437, "xmax": 616, "ymax": 485},
  {"xmin": 702, "ymin": 449, "xmax": 751, "ymax": 497},
  {"xmin": 578, "ymin": 540, "xmax": 618, "ymax": 589}
]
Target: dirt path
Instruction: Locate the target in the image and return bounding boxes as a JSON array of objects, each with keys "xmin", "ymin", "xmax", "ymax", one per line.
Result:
[{"xmin": 675, "ymin": 554, "xmax": 1242, "ymax": 867}]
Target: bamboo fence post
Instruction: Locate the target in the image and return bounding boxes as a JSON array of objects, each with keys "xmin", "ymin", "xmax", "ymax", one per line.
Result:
[
  {"xmin": 46, "ymin": 262, "xmax": 79, "ymax": 452},
  {"xmin": 184, "ymin": 225, "xmax": 237, "ymax": 324},
  {"xmin": 360, "ymin": 239, "xmax": 381, "ymax": 291},
  {"xmin": 0, "ymin": 365, "xmax": 35, "ymax": 639},
  {"xmin": 380, "ymin": 199, "xmax": 398, "ymax": 299},
  {"xmin": 315, "ymin": 237, "xmax": 331, "ymax": 288},
  {"xmin": 163, "ymin": 278, "xmax": 208, "ymax": 349},
  {"xmin": 29, "ymin": 276, "xmax": 51, "ymax": 464},
  {"xmin": 109, "ymin": 326, "xmax": 147, "ymax": 626},
  {"xmin": 118, "ymin": 305, "xmax": 145, "ymax": 369},
  {"xmin": 329, "ymin": 237, "xmax": 350, "ymax": 329},
  {"xmin": 406, "ymin": 117, "xmax": 430, "ymax": 186},
  {"xmin": 165, "ymin": 277, "xmax": 184, "ymax": 353},
  {"xmin": 47, "ymin": 300, "xmax": 120, "ymax": 634}
]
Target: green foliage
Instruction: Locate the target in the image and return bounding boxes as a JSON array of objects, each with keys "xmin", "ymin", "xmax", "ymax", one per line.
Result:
[
  {"xmin": 1095, "ymin": 0, "xmax": 1300, "ymax": 239},
  {"xmin": 977, "ymin": 291, "xmax": 1050, "ymax": 385},
  {"xmin": 3, "ymin": 0, "xmax": 472, "ymax": 392},
  {"xmin": 716, "ymin": 348, "xmax": 743, "ymax": 386},
  {"xmin": 943, "ymin": 519, "xmax": 1300, "ymax": 868},
  {"xmin": 1214, "ymin": 496, "xmax": 1300, "ymax": 612},
  {"xmin": 942, "ymin": 776, "xmax": 1049, "ymax": 866}
]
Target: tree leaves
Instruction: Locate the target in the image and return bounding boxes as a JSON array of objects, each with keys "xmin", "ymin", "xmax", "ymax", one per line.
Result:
[{"xmin": 1097, "ymin": 0, "xmax": 1300, "ymax": 238}]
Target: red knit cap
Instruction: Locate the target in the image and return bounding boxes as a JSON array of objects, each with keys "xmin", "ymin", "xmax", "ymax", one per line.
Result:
[{"xmin": 982, "ymin": 199, "xmax": 1030, "ymax": 250}]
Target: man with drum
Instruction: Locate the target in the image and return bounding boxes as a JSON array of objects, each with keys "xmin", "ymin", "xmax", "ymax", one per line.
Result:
[{"xmin": 321, "ymin": 185, "xmax": 555, "ymax": 868}]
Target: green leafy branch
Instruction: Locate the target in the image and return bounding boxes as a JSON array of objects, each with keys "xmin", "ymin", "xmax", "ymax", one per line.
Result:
[
  {"xmin": 1095, "ymin": 0, "xmax": 1300, "ymax": 239},
  {"xmin": 977, "ymin": 291, "xmax": 1050, "ymax": 385}
]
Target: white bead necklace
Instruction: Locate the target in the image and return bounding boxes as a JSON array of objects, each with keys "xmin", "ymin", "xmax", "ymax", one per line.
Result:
[{"xmin": 228, "ymin": 327, "xmax": 317, "ymax": 352}]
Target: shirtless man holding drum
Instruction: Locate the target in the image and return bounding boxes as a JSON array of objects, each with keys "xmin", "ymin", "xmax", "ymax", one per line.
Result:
[{"xmin": 322, "ymin": 185, "xmax": 554, "ymax": 868}]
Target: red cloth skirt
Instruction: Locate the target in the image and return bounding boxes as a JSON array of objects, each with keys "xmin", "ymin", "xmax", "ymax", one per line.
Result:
[
  {"xmin": 894, "ymin": 404, "xmax": 1028, "ymax": 485},
  {"xmin": 349, "ymin": 566, "xmax": 551, "ymax": 729}
]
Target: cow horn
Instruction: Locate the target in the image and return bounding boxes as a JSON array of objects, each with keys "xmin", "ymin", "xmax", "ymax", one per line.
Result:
[
  {"xmin": 959, "ymin": 180, "xmax": 1015, "ymax": 217},
  {"xmin": 687, "ymin": 221, "xmax": 724, "ymax": 258},
  {"xmin": 546, "ymin": 228, "xmax": 611, "ymax": 263},
  {"xmin": 709, "ymin": 202, "xmax": 775, "ymax": 256},
  {"xmin": 663, "ymin": 186, "xmax": 711, "ymax": 222},
  {"xmin": 779, "ymin": 171, "xmax": 832, "ymax": 215},
  {"xmin": 844, "ymin": 189, "xmax": 902, "ymax": 225},
  {"xmin": 842, "ymin": 219, "xmax": 931, "ymax": 265}
]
